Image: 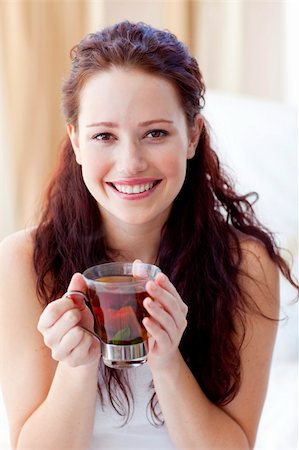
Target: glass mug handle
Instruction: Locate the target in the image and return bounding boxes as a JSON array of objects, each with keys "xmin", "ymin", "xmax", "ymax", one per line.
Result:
[{"xmin": 62, "ymin": 290, "xmax": 101, "ymax": 342}]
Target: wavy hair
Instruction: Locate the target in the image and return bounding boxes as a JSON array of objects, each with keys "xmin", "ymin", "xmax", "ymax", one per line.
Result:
[{"xmin": 33, "ymin": 21, "xmax": 297, "ymax": 424}]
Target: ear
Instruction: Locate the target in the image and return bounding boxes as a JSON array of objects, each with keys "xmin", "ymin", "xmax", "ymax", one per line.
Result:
[
  {"xmin": 187, "ymin": 114, "xmax": 203, "ymax": 159},
  {"xmin": 67, "ymin": 124, "xmax": 82, "ymax": 165}
]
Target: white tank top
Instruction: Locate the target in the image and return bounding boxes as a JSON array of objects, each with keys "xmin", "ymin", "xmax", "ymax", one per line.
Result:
[{"xmin": 89, "ymin": 363, "xmax": 176, "ymax": 449}]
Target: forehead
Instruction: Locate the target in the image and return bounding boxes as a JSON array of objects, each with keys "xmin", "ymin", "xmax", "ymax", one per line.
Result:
[{"xmin": 78, "ymin": 67, "xmax": 186, "ymax": 125}]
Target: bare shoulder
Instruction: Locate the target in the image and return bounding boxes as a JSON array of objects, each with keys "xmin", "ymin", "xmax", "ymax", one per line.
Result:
[
  {"xmin": 0, "ymin": 228, "xmax": 40, "ymax": 308},
  {"xmin": 237, "ymin": 233, "xmax": 279, "ymax": 317},
  {"xmin": 0, "ymin": 228, "xmax": 35, "ymax": 269},
  {"xmin": 239, "ymin": 233, "xmax": 277, "ymax": 271}
]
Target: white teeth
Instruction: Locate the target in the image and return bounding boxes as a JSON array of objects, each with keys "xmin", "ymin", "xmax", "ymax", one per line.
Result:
[{"xmin": 113, "ymin": 182, "xmax": 155, "ymax": 194}]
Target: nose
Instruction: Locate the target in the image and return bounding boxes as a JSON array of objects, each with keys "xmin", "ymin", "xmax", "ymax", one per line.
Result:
[{"xmin": 115, "ymin": 139, "xmax": 148, "ymax": 175}]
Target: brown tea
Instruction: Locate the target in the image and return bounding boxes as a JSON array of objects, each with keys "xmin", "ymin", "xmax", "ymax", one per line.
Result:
[{"xmin": 88, "ymin": 275, "xmax": 148, "ymax": 345}]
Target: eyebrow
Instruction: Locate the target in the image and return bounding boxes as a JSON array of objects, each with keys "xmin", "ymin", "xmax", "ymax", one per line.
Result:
[{"xmin": 86, "ymin": 119, "xmax": 174, "ymax": 128}]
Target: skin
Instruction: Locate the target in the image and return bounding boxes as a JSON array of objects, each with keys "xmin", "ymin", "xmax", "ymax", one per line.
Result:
[
  {"xmin": 0, "ymin": 68, "xmax": 279, "ymax": 449},
  {"xmin": 68, "ymin": 68, "xmax": 200, "ymax": 237}
]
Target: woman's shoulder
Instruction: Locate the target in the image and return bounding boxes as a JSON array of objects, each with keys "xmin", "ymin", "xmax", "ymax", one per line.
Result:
[
  {"xmin": 232, "ymin": 230, "xmax": 279, "ymax": 316},
  {"xmin": 0, "ymin": 227, "xmax": 35, "ymax": 265},
  {"xmin": 0, "ymin": 228, "xmax": 38, "ymax": 301},
  {"xmin": 236, "ymin": 230, "xmax": 278, "ymax": 273},
  {"xmin": 230, "ymin": 228, "xmax": 276, "ymax": 267}
]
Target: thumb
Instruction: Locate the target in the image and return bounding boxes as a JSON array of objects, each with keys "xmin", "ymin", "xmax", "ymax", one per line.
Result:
[
  {"xmin": 67, "ymin": 272, "xmax": 87, "ymax": 294},
  {"xmin": 64, "ymin": 273, "xmax": 88, "ymax": 311},
  {"xmin": 132, "ymin": 259, "xmax": 148, "ymax": 278}
]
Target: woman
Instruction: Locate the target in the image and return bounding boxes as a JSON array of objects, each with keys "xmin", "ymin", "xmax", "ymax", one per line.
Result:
[{"xmin": 0, "ymin": 21, "xmax": 297, "ymax": 450}]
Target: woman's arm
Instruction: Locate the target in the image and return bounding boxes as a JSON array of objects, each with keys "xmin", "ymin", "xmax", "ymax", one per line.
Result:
[
  {"xmin": 144, "ymin": 238, "xmax": 279, "ymax": 449},
  {"xmin": 0, "ymin": 231, "xmax": 100, "ymax": 450}
]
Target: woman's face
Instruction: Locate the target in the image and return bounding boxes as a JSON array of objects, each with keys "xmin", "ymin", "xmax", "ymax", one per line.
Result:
[{"xmin": 68, "ymin": 67, "xmax": 200, "ymax": 228}]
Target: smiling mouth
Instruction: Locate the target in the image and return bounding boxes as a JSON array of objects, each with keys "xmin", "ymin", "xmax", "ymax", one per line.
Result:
[{"xmin": 107, "ymin": 180, "xmax": 161, "ymax": 194}]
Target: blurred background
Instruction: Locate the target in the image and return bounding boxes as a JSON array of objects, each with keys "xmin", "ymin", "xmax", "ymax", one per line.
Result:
[{"xmin": 0, "ymin": 1, "xmax": 298, "ymax": 449}]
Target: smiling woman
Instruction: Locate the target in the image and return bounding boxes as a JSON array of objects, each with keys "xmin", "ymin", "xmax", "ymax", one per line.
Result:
[
  {"xmin": 67, "ymin": 68, "xmax": 199, "ymax": 228},
  {"xmin": 0, "ymin": 21, "xmax": 298, "ymax": 450}
]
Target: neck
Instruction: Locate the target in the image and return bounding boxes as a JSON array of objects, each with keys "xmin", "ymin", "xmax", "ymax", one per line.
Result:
[{"xmin": 100, "ymin": 213, "xmax": 168, "ymax": 264}]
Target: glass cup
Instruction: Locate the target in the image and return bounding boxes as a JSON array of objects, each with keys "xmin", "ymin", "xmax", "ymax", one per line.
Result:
[{"xmin": 82, "ymin": 262, "xmax": 160, "ymax": 369}]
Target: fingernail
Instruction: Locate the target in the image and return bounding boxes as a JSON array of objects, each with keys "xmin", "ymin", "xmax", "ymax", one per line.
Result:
[
  {"xmin": 150, "ymin": 281, "xmax": 157, "ymax": 290},
  {"xmin": 66, "ymin": 293, "xmax": 86, "ymax": 310},
  {"xmin": 72, "ymin": 297, "xmax": 83, "ymax": 308},
  {"xmin": 159, "ymin": 273, "xmax": 167, "ymax": 282},
  {"xmin": 144, "ymin": 296, "xmax": 153, "ymax": 306}
]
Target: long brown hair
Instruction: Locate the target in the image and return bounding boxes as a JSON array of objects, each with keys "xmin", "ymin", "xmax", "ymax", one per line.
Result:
[{"xmin": 33, "ymin": 21, "xmax": 298, "ymax": 424}]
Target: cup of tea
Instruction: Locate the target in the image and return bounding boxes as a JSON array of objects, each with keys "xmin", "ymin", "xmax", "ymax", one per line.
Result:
[{"xmin": 82, "ymin": 262, "xmax": 161, "ymax": 369}]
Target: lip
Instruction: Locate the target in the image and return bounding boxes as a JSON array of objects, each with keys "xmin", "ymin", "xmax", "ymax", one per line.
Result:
[
  {"xmin": 107, "ymin": 178, "xmax": 159, "ymax": 186},
  {"xmin": 106, "ymin": 178, "xmax": 162, "ymax": 200}
]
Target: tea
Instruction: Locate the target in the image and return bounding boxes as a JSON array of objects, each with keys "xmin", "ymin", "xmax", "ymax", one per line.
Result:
[
  {"xmin": 83, "ymin": 262, "xmax": 160, "ymax": 368},
  {"xmin": 88, "ymin": 275, "xmax": 148, "ymax": 345}
]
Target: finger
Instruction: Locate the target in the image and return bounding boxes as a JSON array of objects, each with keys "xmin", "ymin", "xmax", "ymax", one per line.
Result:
[
  {"xmin": 38, "ymin": 273, "xmax": 88, "ymax": 332},
  {"xmin": 145, "ymin": 281, "xmax": 187, "ymax": 330},
  {"xmin": 144, "ymin": 296, "xmax": 179, "ymax": 336},
  {"xmin": 51, "ymin": 325, "xmax": 84, "ymax": 361},
  {"xmin": 132, "ymin": 259, "xmax": 148, "ymax": 278},
  {"xmin": 155, "ymin": 273, "xmax": 180, "ymax": 299},
  {"xmin": 67, "ymin": 273, "xmax": 88, "ymax": 294},
  {"xmin": 146, "ymin": 280, "xmax": 179, "ymax": 315},
  {"xmin": 64, "ymin": 292, "xmax": 95, "ymax": 333},
  {"xmin": 63, "ymin": 291, "xmax": 88, "ymax": 312},
  {"xmin": 153, "ymin": 273, "xmax": 188, "ymax": 316},
  {"xmin": 64, "ymin": 273, "xmax": 88, "ymax": 308},
  {"xmin": 142, "ymin": 316, "xmax": 171, "ymax": 349},
  {"xmin": 67, "ymin": 331, "xmax": 100, "ymax": 367},
  {"xmin": 42, "ymin": 307, "xmax": 82, "ymax": 348},
  {"xmin": 38, "ymin": 296, "xmax": 77, "ymax": 331}
]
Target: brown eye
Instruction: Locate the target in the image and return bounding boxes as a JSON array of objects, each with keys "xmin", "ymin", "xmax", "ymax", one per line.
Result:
[
  {"xmin": 146, "ymin": 129, "xmax": 168, "ymax": 139},
  {"xmin": 93, "ymin": 133, "xmax": 114, "ymax": 141}
]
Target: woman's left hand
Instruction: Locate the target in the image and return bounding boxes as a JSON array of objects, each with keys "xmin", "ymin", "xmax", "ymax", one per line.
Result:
[{"xmin": 143, "ymin": 272, "xmax": 188, "ymax": 371}]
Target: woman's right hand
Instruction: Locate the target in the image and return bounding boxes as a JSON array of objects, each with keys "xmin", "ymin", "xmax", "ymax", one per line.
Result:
[{"xmin": 37, "ymin": 273, "xmax": 101, "ymax": 367}]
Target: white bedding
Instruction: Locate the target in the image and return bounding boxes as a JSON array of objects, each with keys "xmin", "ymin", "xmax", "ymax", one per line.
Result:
[{"xmin": 1, "ymin": 92, "xmax": 297, "ymax": 449}]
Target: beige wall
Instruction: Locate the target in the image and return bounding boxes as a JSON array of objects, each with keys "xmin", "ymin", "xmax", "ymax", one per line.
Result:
[{"xmin": 194, "ymin": 1, "xmax": 291, "ymax": 100}]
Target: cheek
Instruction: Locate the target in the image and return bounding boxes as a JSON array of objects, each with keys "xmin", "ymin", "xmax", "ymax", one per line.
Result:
[
  {"xmin": 158, "ymin": 152, "xmax": 187, "ymax": 180},
  {"xmin": 81, "ymin": 154, "xmax": 108, "ymax": 181},
  {"xmin": 80, "ymin": 162, "xmax": 106, "ymax": 198},
  {"xmin": 81, "ymin": 162, "xmax": 96, "ymax": 184}
]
